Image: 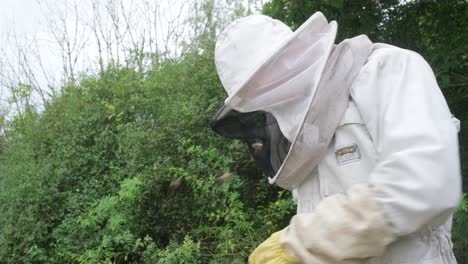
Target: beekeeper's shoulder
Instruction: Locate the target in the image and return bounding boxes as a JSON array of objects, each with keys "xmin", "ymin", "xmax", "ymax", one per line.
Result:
[
  {"xmin": 350, "ymin": 43, "xmax": 432, "ymax": 124},
  {"xmin": 364, "ymin": 43, "xmax": 429, "ymax": 72},
  {"xmin": 351, "ymin": 42, "xmax": 431, "ymax": 99}
]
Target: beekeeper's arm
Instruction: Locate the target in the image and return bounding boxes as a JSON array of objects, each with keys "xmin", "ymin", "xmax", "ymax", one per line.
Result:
[{"xmin": 278, "ymin": 47, "xmax": 462, "ymax": 263}]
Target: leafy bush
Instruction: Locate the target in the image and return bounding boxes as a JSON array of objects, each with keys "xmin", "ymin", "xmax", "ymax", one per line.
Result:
[
  {"xmin": 0, "ymin": 50, "xmax": 294, "ymax": 263},
  {"xmin": 453, "ymin": 194, "xmax": 468, "ymax": 263}
]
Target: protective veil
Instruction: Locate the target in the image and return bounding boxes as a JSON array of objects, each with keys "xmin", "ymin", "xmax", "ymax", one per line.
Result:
[{"xmin": 211, "ymin": 12, "xmax": 371, "ymax": 189}]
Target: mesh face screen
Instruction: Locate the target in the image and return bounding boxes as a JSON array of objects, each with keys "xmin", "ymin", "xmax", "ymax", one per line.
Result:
[{"xmin": 210, "ymin": 104, "xmax": 291, "ymax": 178}]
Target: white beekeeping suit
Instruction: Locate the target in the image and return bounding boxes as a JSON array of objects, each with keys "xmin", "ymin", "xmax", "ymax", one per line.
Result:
[{"xmin": 210, "ymin": 12, "xmax": 462, "ymax": 264}]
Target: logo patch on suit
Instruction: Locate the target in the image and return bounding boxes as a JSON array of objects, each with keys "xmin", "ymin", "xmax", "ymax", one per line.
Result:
[{"xmin": 335, "ymin": 144, "xmax": 361, "ymax": 165}]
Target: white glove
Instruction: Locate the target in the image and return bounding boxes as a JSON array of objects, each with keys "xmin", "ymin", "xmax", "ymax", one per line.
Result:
[{"xmin": 280, "ymin": 184, "xmax": 396, "ymax": 263}]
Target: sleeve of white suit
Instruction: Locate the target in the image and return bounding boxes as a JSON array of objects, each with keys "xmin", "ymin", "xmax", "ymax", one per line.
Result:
[
  {"xmin": 352, "ymin": 47, "xmax": 461, "ymax": 235},
  {"xmin": 279, "ymin": 46, "xmax": 462, "ymax": 263}
]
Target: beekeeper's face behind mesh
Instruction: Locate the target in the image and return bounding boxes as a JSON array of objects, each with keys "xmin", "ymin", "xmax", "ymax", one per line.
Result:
[
  {"xmin": 210, "ymin": 13, "xmax": 338, "ymax": 188},
  {"xmin": 210, "ymin": 105, "xmax": 291, "ymax": 178}
]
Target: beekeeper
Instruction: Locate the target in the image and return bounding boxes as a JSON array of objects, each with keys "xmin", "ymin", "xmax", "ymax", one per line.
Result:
[{"xmin": 209, "ymin": 12, "xmax": 462, "ymax": 264}]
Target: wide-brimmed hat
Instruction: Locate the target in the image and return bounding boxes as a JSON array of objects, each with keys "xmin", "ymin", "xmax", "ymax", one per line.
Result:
[
  {"xmin": 215, "ymin": 12, "xmax": 337, "ymax": 142},
  {"xmin": 212, "ymin": 12, "xmax": 371, "ymax": 189}
]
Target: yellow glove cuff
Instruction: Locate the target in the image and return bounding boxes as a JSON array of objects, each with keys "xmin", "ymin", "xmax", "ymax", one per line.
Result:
[{"xmin": 249, "ymin": 231, "xmax": 298, "ymax": 264}]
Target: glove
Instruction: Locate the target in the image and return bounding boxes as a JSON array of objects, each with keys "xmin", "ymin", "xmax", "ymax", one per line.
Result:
[
  {"xmin": 249, "ymin": 231, "xmax": 298, "ymax": 264},
  {"xmin": 280, "ymin": 184, "xmax": 396, "ymax": 263}
]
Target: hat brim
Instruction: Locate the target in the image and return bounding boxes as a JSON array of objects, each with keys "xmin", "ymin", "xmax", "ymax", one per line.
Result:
[
  {"xmin": 269, "ymin": 35, "xmax": 373, "ymax": 189},
  {"xmin": 222, "ymin": 13, "xmax": 337, "ymax": 187}
]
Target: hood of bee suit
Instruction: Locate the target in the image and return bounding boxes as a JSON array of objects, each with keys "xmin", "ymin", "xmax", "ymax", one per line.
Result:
[{"xmin": 211, "ymin": 12, "xmax": 373, "ymax": 189}]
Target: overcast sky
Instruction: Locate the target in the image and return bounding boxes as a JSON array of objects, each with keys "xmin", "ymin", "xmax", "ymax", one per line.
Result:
[
  {"xmin": 0, "ymin": 0, "xmax": 263, "ymax": 116},
  {"xmin": 1, "ymin": 0, "xmax": 42, "ymax": 108},
  {"xmin": 1, "ymin": 0, "xmax": 42, "ymax": 36},
  {"xmin": 0, "ymin": 0, "xmax": 188, "ymax": 111}
]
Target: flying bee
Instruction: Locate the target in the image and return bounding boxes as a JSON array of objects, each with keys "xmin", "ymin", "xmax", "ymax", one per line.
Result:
[
  {"xmin": 169, "ymin": 177, "xmax": 183, "ymax": 189},
  {"xmin": 215, "ymin": 172, "xmax": 235, "ymax": 185}
]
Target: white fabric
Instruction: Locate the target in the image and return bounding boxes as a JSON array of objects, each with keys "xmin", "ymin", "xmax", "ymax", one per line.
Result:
[
  {"xmin": 281, "ymin": 184, "xmax": 396, "ymax": 263},
  {"xmin": 215, "ymin": 15, "xmax": 292, "ymax": 96},
  {"xmin": 269, "ymin": 35, "xmax": 372, "ymax": 189},
  {"xmin": 216, "ymin": 13, "xmax": 366, "ymax": 190},
  {"xmin": 215, "ymin": 12, "xmax": 461, "ymax": 263},
  {"xmin": 287, "ymin": 44, "xmax": 461, "ymax": 263},
  {"xmin": 353, "ymin": 44, "xmax": 461, "ymax": 236},
  {"xmin": 215, "ymin": 12, "xmax": 336, "ymax": 143}
]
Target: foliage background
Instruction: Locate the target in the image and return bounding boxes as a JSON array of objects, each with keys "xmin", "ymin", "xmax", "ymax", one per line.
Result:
[{"xmin": 0, "ymin": 0, "xmax": 466, "ymax": 263}]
